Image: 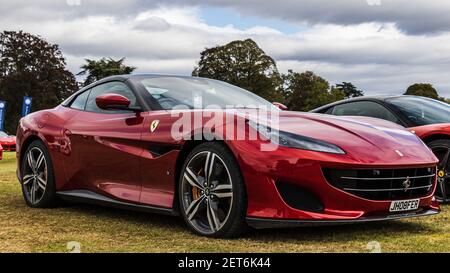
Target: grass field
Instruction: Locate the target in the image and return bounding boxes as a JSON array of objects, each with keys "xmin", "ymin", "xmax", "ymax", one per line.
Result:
[{"xmin": 0, "ymin": 152, "xmax": 449, "ymax": 253}]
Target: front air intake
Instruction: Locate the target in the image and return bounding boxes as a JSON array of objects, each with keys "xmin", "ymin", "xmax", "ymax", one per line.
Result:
[{"xmin": 275, "ymin": 181, "xmax": 324, "ymax": 212}]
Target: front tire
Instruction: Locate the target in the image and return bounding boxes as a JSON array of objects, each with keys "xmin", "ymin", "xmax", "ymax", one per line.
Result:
[
  {"xmin": 20, "ymin": 140, "xmax": 57, "ymax": 208},
  {"xmin": 428, "ymin": 139, "xmax": 450, "ymax": 203},
  {"xmin": 178, "ymin": 142, "xmax": 247, "ymax": 238}
]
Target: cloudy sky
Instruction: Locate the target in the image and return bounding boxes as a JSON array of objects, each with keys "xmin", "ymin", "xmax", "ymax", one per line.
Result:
[{"xmin": 1, "ymin": 0, "xmax": 450, "ymax": 96}]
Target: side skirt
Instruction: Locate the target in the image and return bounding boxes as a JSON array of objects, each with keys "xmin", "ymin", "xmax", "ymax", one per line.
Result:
[{"xmin": 56, "ymin": 190, "xmax": 178, "ymax": 216}]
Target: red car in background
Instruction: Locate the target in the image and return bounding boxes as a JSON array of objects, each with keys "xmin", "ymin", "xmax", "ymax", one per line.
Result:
[
  {"xmin": 0, "ymin": 131, "xmax": 16, "ymax": 151},
  {"xmin": 15, "ymin": 75, "xmax": 440, "ymax": 238},
  {"xmin": 0, "ymin": 144, "xmax": 3, "ymax": 161},
  {"xmin": 312, "ymin": 96, "xmax": 450, "ymax": 203}
]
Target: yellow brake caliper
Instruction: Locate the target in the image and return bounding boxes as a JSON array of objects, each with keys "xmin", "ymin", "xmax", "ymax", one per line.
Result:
[{"xmin": 192, "ymin": 168, "xmax": 203, "ymax": 200}]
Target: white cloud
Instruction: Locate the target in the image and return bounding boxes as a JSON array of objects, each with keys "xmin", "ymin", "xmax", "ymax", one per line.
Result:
[
  {"xmin": 1, "ymin": 1, "xmax": 450, "ymax": 97},
  {"xmin": 169, "ymin": 0, "xmax": 450, "ymax": 35},
  {"xmin": 3, "ymin": 0, "xmax": 450, "ymax": 34}
]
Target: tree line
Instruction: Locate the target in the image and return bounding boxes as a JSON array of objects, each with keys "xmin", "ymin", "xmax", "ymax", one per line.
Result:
[{"xmin": 0, "ymin": 31, "xmax": 448, "ymax": 133}]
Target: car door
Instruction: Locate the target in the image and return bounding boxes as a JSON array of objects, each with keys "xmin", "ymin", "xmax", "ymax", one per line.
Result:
[
  {"xmin": 62, "ymin": 81, "xmax": 145, "ymax": 203},
  {"xmin": 138, "ymin": 110, "xmax": 181, "ymax": 208}
]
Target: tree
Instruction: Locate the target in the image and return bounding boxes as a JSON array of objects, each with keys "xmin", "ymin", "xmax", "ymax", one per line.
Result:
[
  {"xmin": 336, "ymin": 82, "xmax": 364, "ymax": 98},
  {"xmin": 283, "ymin": 70, "xmax": 345, "ymax": 111},
  {"xmin": 193, "ymin": 39, "xmax": 284, "ymax": 102},
  {"xmin": 0, "ymin": 31, "xmax": 77, "ymax": 133},
  {"xmin": 404, "ymin": 83, "xmax": 439, "ymax": 99},
  {"xmin": 78, "ymin": 57, "xmax": 136, "ymax": 86}
]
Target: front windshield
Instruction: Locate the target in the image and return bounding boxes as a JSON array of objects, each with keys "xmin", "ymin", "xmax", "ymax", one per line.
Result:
[
  {"xmin": 139, "ymin": 77, "xmax": 277, "ymax": 110},
  {"xmin": 386, "ymin": 97, "xmax": 450, "ymax": 126},
  {"xmin": 0, "ymin": 131, "xmax": 8, "ymax": 137}
]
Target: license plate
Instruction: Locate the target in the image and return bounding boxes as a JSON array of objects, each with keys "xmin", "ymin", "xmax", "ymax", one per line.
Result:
[{"xmin": 389, "ymin": 199, "xmax": 420, "ymax": 212}]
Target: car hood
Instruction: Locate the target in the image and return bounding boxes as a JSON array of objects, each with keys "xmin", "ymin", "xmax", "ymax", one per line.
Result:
[
  {"xmin": 241, "ymin": 110, "xmax": 438, "ymax": 165},
  {"xmin": 0, "ymin": 136, "xmax": 15, "ymax": 143}
]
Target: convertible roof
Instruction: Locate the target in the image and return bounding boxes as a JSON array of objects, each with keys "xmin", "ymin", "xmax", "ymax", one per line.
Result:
[
  {"xmin": 101, "ymin": 73, "xmax": 195, "ymax": 81},
  {"xmin": 62, "ymin": 73, "xmax": 200, "ymax": 107},
  {"xmin": 327, "ymin": 95, "xmax": 406, "ymax": 102}
]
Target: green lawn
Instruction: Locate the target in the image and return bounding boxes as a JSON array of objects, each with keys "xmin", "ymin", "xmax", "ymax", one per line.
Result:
[{"xmin": 0, "ymin": 152, "xmax": 449, "ymax": 253}]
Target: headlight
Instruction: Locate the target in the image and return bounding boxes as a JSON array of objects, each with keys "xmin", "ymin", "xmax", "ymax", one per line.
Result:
[{"xmin": 248, "ymin": 121, "xmax": 346, "ymax": 154}]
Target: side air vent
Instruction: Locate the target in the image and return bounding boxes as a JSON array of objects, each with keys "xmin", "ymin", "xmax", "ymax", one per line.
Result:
[{"xmin": 148, "ymin": 144, "xmax": 179, "ymax": 157}]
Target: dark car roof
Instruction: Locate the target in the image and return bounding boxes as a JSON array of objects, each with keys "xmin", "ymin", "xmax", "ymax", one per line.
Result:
[
  {"xmin": 310, "ymin": 95, "xmax": 418, "ymax": 113},
  {"xmin": 97, "ymin": 73, "xmax": 195, "ymax": 81},
  {"xmin": 81, "ymin": 73, "xmax": 194, "ymax": 88},
  {"xmin": 61, "ymin": 73, "xmax": 196, "ymax": 107}
]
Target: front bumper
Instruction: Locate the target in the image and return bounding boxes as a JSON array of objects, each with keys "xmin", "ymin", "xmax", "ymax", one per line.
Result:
[
  {"xmin": 1, "ymin": 143, "xmax": 16, "ymax": 151},
  {"xmin": 228, "ymin": 140, "xmax": 440, "ymax": 222},
  {"xmin": 247, "ymin": 208, "xmax": 440, "ymax": 229}
]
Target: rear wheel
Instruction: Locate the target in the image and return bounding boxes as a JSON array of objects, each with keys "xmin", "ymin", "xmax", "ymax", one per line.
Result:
[
  {"xmin": 428, "ymin": 139, "xmax": 450, "ymax": 203},
  {"xmin": 178, "ymin": 142, "xmax": 247, "ymax": 238},
  {"xmin": 21, "ymin": 140, "xmax": 57, "ymax": 208}
]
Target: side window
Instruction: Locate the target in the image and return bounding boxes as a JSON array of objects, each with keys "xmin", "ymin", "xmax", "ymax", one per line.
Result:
[
  {"xmin": 69, "ymin": 90, "xmax": 91, "ymax": 110},
  {"xmin": 85, "ymin": 82, "xmax": 138, "ymax": 114},
  {"xmin": 332, "ymin": 101, "xmax": 399, "ymax": 124}
]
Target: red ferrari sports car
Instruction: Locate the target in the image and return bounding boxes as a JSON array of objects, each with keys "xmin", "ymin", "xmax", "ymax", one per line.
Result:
[
  {"xmin": 16, "ymin": 75, "xmax": 440, "ymax": 237},
  {"xmin": 312, "ymin": 96, "xmax": 450, "ymax": 203},
  {"xmin": 0, "ymin": 131, "xmax": 16, "ymax": 151}
]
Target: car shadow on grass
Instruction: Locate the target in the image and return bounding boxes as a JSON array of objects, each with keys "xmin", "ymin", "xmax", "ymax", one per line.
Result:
[
  {"xmin": 248, "ymin": 220, "xmax": 433, "ymax": 243},
  {"xmin": 58, "ymin": 201, "xmax": 435, "ymax": 243},
  {"xmin": 61, "ymin": 202, "xmax": 186, "ymax": 229}
]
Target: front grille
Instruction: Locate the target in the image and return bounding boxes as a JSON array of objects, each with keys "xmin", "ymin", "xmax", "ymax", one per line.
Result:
[
  {"xmin": 2, "ymin": 144, "xmax": 16, "ymax": 151},
  {"xmin": 323, "ymin": 168, "xmax": 435, "ymax": 201}
]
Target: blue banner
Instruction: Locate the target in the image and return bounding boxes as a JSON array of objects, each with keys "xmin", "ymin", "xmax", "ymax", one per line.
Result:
[
  {"xmin": 0, "ymin": 101, "xmax": 5, "ymax": 131},
  {"xmin": 21, "ymin": 96, "xmax": 32, "ymax": 117}
]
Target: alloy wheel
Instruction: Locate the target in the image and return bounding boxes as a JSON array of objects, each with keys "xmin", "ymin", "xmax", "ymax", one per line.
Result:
[
  {"xmin": 432, "ymin": 145, "xmax": 450, "ymax": 202},
  {"xmin": 181, "ymin": 151, "xmax": 233, "ymax": 235},
  {"xmin": 22, "ymin": 147, "xmax": 48, "ymax": 205}
]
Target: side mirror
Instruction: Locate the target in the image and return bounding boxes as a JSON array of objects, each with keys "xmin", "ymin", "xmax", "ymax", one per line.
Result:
[
  {"xmin": 273, "ymin": 102, "xmax": 288, "ymax": 110},
  {"xmin": 96, "ymin": 93, "xmax": 141, "ymax": 112}
]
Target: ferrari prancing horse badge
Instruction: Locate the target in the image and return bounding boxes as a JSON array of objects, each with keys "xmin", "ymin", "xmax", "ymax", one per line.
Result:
[{"xmin": 150, "ymin": 120, "xmax": 160, "ymax": 132}]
